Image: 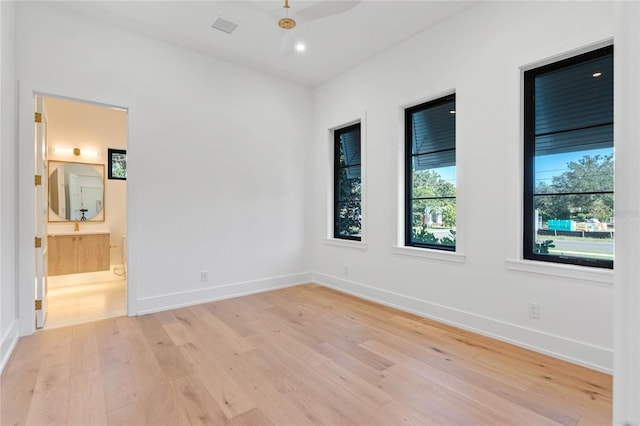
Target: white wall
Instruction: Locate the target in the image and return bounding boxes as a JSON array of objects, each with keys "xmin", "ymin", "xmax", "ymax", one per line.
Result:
[
  {"xmin": 5, "ymin": 0, "xmax": 640, "ymax": 418},
  {"xmin": 15, "ymin": 2, "xmax": 313, "ymax": 323},
  {"xmin": 0, "ymin": 0, "xmax": 19, "ymax": 372},
  {"xmin": 312, "ymin": 1, "xmax": 615, "ymax": 372},
  {"xmin": 45, "ymin": 97, "xmax": 128, "ymax": 266},
  {"xmin": 613, "ymin": 2, "xmax": 640, "ymax": 424}
]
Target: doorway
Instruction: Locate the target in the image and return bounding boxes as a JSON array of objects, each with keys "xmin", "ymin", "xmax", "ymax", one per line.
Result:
[{"xmin": 39, "ymin": 96, "xmax": 128, "ymax": 329}]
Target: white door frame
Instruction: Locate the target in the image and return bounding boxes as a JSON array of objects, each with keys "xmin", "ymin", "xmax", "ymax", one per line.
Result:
[
  {"xmin": 18, "ymin": 80, "xmax": 136, "ymax": 336},
  {"xmin": 34, "ymin": 95, "xmax": 48, "ymax": 329}
]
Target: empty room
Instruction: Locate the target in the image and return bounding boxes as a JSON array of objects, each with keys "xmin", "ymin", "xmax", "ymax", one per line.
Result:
[{"xmin": 1, "ymin": 1, "xmax": 639, "ymax": 425}]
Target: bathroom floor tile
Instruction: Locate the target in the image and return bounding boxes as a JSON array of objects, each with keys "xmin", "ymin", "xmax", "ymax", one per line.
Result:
[{"xmin": 44, "ymin": 280, "xmax": 126, "ymax": 330}]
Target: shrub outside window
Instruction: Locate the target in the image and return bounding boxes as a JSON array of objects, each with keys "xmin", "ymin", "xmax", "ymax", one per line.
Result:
[
  {"xmin": 334, "ymin": 123, "xmax": 361, "ymax": 240},
  {"xmin": 405, "ymin": 94, "xmax": 456, "ymax": 251},
  {"xmin": 108, "ymin": 148, "xmax": 127, "ymax": 180},
  {"xmin": 523, "ymin": 46, "xmax": 613, "ymax": 269}
]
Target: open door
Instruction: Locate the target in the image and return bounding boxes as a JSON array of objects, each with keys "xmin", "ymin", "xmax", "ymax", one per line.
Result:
[{"xmin": 34, "ymin": 96, "xmax": 48, "ymax": 328}]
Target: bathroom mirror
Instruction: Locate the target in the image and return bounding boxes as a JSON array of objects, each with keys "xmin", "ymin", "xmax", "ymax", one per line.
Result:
[{"xmin": 48, "ymin": 161, "xmax": 105, "ymax": 222}]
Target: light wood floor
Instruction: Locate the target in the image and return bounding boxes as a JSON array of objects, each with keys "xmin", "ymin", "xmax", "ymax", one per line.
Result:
[
  {"xmin": 44, "ymin": 280, "xmax": 127, "ymax": 330},
  {"xmin": 1, "ymin": 284, "xmax": 611, "ymax": 426}
]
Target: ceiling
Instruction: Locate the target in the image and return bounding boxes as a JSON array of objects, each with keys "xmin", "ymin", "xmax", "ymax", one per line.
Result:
[{"xmin": 53, "ymin": 1, "xmax": 477, "ymax": 87}]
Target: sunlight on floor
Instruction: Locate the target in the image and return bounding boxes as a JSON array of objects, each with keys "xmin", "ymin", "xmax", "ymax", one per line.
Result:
[{"xmin": 44, "ymin": 280, "xmax": 126, "ymax": 329}]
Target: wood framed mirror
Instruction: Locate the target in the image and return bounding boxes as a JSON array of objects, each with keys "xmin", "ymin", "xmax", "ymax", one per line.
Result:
[{"xmin": 48, "ymin": 160, "xmax": 105, "ymax": 222}]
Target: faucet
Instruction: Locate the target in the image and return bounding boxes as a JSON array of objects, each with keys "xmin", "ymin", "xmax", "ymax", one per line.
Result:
[{"xmin": 74, "ymin": 219, "xmax": 80, "ymax": 232}]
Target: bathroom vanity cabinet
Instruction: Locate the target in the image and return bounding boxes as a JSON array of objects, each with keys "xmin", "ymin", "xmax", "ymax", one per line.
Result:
[{"xmin": 48, "ymin": 232, "xmax": 110, "ymax": 276}]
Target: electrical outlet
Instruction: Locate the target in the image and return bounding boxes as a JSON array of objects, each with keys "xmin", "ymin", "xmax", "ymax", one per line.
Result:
[
  {"xmin": 201, "ymin": 271, "xmax": 208, "ymax": 282},
  {"xmin": 528, "ymin": 302, "xmax": 540, "ymax": 319},
  {"xmin": 343, "ymin": 264, "xmax": 349, "ymax": 275}
]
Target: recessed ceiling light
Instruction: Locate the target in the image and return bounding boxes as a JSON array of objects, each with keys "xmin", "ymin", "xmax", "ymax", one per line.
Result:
[
  {"xmin": 295, "ymin": 42, "xmax": 306, "ymax": 52},
  {"xmin": 449, "ymin": 110, "xmax": 456, "ymax": 114},
  {"xmin": 592, "ymin": 72, "xmax": 603, "ymax": 78}
]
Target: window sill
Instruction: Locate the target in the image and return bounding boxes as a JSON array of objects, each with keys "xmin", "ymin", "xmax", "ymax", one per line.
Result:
[
  {"xmin": 392, "ymin": 246, "xmax": 466, "ymax": 263},
  {"xmin": 505, "ymin": 259, "xmax": 613, "ymax": 285},
  {"xmin": 325, "ymin": 238, "xmax": 367, "ymax": 250}
]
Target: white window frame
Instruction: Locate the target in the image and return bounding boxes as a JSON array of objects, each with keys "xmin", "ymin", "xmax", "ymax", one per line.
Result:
[
  {"xmin": 393, "ymin": 90, "xmax": 465, "ymax": 263},
  {"xmin": 504, "ymin": 38, "xmax": 614, "ymax": 285},
  {"xmin": 325, "ymin": 114, "xmax": 367, "ymax": 249}
]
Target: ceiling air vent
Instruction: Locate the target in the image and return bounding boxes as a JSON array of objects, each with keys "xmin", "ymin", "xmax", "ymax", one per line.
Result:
[{"xmin": 211, "ymin": 17, "xmax": 239, "ymax": 35}]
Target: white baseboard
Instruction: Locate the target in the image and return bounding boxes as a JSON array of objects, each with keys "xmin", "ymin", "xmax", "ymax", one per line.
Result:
[
  {"xmin": 1, "ymin": 320, "xmax": 19, "ymax": 375},
  {"xmin": 28, "ymin": 267, "xmax": 615, "ymax": 374},
  {"xmin": 313, "ymin": 272, "xmax": 613, "ymax": 374},
  {"xmin": 136, "ymin": 272, "xmax": 313, "ymax": 315},
  {"xmin": 48, "ymin": 264, "xmax": 126, "ymax": 289}
]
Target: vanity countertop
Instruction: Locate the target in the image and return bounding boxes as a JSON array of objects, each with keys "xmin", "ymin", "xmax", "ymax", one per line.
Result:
[{"xmin": 48, "ymin": 230, "xmax": 110, "ymax": 237}]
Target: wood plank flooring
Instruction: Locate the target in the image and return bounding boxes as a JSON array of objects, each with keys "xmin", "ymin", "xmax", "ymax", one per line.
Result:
[{"xmin": 1, "ymin": 284, "xmax": 612, "ymax": 425}]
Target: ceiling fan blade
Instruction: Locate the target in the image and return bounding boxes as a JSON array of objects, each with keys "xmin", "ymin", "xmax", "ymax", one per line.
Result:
[{"xmin": 293, "ymin": 1, "xmax": 361, "ymax": 23}]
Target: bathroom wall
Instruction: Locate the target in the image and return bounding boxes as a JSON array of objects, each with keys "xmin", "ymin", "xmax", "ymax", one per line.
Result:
[{"xmin": 45, "ymin": 97, "xmax": 127, "ymax": 268}]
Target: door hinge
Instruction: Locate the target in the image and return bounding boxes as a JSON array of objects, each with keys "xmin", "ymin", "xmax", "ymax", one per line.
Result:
[
  {"xmin": 35, "ymin": 299, "xmax": 42, "ymax": 310},
  {"xmin": 35, "ymin": 175, "xmax": 42, "ymax": 186},
  {"xmin": 35, "ymin": 237, "xmax": 42, "ymax": 248},
  {"xmin": 35, "ymin": 112, "xmax": 42, "ymax": 123}
]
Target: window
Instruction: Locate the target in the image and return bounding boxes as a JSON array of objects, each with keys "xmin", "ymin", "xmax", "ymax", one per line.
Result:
[
  {"xmin": 524, "ymin": 46, "xmax": 613, "ymax": 269},
  {"xmin": 108, "ymin": 148, "xmax": 127, "ymax": 180},
  {"xmin": 334, "ymin": 123, "xmax": 361, "ymax": 240},
  {"xmin": 405, "ymin": 94, "xmax": 456, "ymax": 250}
]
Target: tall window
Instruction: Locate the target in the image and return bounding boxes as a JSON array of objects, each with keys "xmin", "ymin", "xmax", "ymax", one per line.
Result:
[
  {"xmin": 334, "ymin": 123, "xmax": 361, "ymax": 240},
  {"xmin": 405, "ymin": 94, "xmax": 456, "ymax": 250},
  {"xmin": 524, "ymin": 46, "xmax": 613, "ymax": 269}
]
